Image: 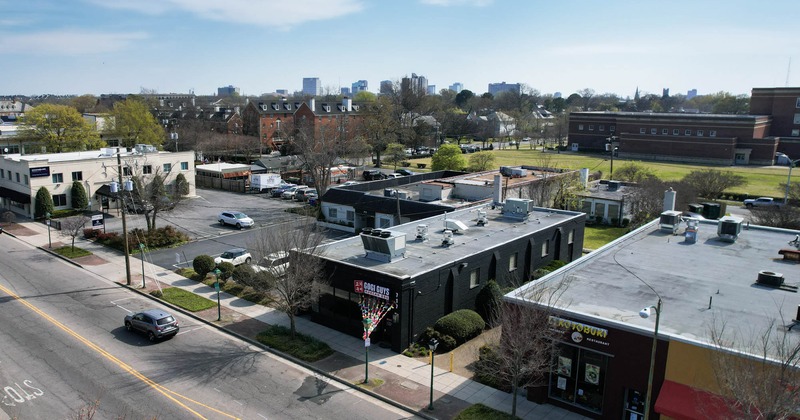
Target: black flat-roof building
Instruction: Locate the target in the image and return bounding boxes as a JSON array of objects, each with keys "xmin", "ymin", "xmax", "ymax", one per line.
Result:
[{"xmin": 312, "ymin": 197, "xmax": 586, "ymax": 353}]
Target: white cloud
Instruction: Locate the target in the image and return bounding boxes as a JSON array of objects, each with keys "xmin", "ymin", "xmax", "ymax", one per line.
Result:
[
  {"xmin": 419, "ymin": 0, "xmax": 493, "ymax": 5},
  {"xmin": 0, "ymin": 30, "xmax": 148, "ymax": 55},
  {"xmin": 88, "ymin": 0, "xmax": 365, "ymax": 28}
]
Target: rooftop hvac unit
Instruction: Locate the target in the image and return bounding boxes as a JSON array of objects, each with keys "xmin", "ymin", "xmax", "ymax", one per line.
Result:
[
  {"xmin": 360, "ymin": 229, "xmax": 406, "ymax": 262},
  {"xmin": 659, "ymin": 210, "xmax": 683, "ymax": 234},
  {"xmin": 683, "ymin": 217, "xmax": 700, "ymax": 243},
  {"xmin": 416, "ymin": 224, "xmax": 429, "ymax": 241},
  {"xmin": 717, "ymin": 216, "xmax": 742, "ymax": 242},
  {"xmin": 476, "ymin": 210, "xmax": 488, "ymax": 226},
  {"xmin": 607, "ymin": 180, "xmax": 621, "ymax": 191},
  {"xmin": 510, "ymin": 168, "xmax": 527, "ymax": 178},
  {"xmin": 756, "ymin": 270, "xmax": 784, "ymax": 287},
  {"xmin": 443, "ymin": 219, "xmax": 469, "ymax": 233},
  {"xmin": 442, "ymin": 229, "xmax": 454, "ymax": 246},
  {"xmin": 503, "ymin": 198, "xmax": 534, "ymax": 219}
]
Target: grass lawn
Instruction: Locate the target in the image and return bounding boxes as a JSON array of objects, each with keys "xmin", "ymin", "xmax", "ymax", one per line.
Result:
[
  {"xmin": 256, "ymin": 325, "xmax": 334, "ymax": 362},
  {"xmin": 404, "ymin": 149, "xmax": 792, "ymax": 197},
  {"xmin": 454, "ymin": 403, "xmax": 519, "ymax": 420},
  {"xmin": 53, "ymin": 246, "xmax": 92, "ymax": 258},
  {"xmin": 583, "ymin": 225, "xmax": 630, "ymax": 250},
  {"xmin": 155, "ymin": 287, "xmax": 217, "ymax": 312}
]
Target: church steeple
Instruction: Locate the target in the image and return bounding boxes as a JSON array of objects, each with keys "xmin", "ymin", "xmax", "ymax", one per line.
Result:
[{"xmin": 634, "ymin": 86, "xmax": 640, "ymax": 101}]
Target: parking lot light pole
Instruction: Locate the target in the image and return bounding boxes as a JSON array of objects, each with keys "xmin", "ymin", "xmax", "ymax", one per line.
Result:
[{"xmin": 606, "ymin": 136, "xmax": 619, "ymax": 180}]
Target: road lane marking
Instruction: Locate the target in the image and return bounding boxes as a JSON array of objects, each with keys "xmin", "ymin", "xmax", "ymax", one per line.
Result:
[{"xmin": 0, "ymin": 283, "xmax": 239, "ymax": 420}]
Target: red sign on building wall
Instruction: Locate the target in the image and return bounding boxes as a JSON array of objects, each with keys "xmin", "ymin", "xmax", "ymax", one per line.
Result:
[{"xmin": 354, "ymin": 280, "xmax": 364, "ymax": 294}]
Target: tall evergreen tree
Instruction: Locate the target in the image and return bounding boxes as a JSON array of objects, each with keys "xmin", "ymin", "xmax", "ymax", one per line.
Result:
[
  {"xmin": 71, "ymin": 180, "xmax": 88, "ymax": 210},
  {"xmin": 34, "ymin": 187, "xmax": 54, "ymax": 219}
]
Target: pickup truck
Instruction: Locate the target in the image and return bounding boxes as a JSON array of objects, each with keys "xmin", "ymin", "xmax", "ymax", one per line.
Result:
[{"xmin": 743, "ymin": 197, "xmax": 783, "ymax": 208}]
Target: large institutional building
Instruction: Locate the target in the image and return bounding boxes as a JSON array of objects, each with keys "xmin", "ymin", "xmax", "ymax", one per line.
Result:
[{"xmin": 567, "ymin": 87, "xmax": 800, "ymax": 165}]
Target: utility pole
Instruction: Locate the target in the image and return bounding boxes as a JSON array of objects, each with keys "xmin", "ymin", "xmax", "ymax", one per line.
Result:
[{"xmin": 116, "ymin": 148, "xmax": 132, "ymax": 285}]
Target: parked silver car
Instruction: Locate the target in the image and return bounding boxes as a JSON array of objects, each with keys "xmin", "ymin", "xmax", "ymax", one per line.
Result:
[{"xmin": 124, "ymin": 309, "xmax": 179, "ymax": 342}]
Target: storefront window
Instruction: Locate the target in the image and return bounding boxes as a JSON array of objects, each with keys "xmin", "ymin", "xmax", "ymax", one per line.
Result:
[{"xmin": 549, "ymin": 343, "xmax": 609, "ymax": 414}]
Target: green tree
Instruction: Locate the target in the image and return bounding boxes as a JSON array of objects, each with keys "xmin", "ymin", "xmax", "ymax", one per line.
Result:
[
  {"xmin": 431, "ymin": 143, "xmax": 466, "ymax": 171},
  {"xmin": 613, "ymin": 162, "xmax": 658, "ymax": 183},
  {"xmin": 71, "ymin": 94, "xmax": 98, "ymax": 113},
  {"xmin": 468, "ymin": 151, "xmax": 496, "ymax": 172},
  {"xmin": 383, "ymin": 142, "xmax": 406, "ymax": 170},
  {"xmin": 110, "ymin": 99, "xmax": 165, "ymax": 148},
  {"xmin": 353, "ymin": 91, "xmax": 376, "ymax": 102},
  {"xmin": 682, "ymin": 169, "xmax": 746, "ymax": 199},
  {"xmin": 34, "ymin": 187, "xmax": 54, "ymax": 219},
  {"xmin": 20, "ymin": 104, "xmax": 103, "ymax": 152},
  {"xmin": 70, "ymin": 180, "xmax": 88, "ymax": 210},
  {"xmin": 175, "ymin": 173, "xmax": 190, "ymax": 197}
]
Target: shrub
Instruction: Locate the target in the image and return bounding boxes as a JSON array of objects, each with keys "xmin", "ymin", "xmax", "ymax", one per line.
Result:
[
  {"xmin": 216, "ymin": 262, "xmax": 235, "ymax": 281},
  {"xmin": 71, "ymin": 181, "xmax": 89, "ymax": 210},
  {"xmin": 475, "ymin": 280, "xmax": 502, "ymax": 326},
  {"xmin": 434, "ymin": 309, "xmax": 485, "ymax": 346},
  {"xmin": 233, "ymin": 264, "xmax": 255, "ymax": 283},
  {"xmin": 421, "ymin": 327, "xmax": 457, "ymax": 352},
  {"xmin": 193, "ymin": 255, "xmax": 216, "ymax": 277},
  {"xmin": 34, "ymin": 187, "xmax": 54, "ymax": 219},
  {"xmin": 83, "ymin": 228, "xmax": 98, "ymax": 239},
  {"xmin": 255, "ymin": 325, "xmax": 334, "ymax": 362},
  {"xmin": 473, "ymin": 345, "xmax": 510, "ymax": 392}
]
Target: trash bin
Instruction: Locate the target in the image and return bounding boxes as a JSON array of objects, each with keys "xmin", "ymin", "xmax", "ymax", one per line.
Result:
[
  {"xmin": 701, "ymin": 202, "xmax": 721, "ymax": 219},
  {"xmin": 688, "ymin": 203, "xmax": 704, "ymax": 214}
]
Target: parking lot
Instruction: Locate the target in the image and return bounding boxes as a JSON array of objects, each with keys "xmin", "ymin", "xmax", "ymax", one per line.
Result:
[{"xmin": 101, "ymin": 187, "xmax": 311, "ymax": 241}]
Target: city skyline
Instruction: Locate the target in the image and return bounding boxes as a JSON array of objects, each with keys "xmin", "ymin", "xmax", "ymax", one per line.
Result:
[{"xmin": 2, "ymin": 0, "xmax": 799, "ymax": 98}]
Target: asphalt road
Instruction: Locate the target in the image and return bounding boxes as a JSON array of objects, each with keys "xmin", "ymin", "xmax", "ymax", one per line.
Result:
[{"xmin": 0, "ymin": 236, "xmax": 411, "ymax": 420}]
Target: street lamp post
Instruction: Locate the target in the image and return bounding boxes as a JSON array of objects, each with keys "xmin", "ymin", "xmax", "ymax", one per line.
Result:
[
  {"xmin": 139, "ymin": 243, "xmax": 146, "ymax": 288},
  {"xmin": 45, "ymin": 212, "xmax": 51, "ymax": 248},
  {"xmin": 214, "ymin": 268, "xmax": 222, "ymax": 321},
  {"xmin": 784, "ymin": 158, "xmax": 799, "ymax": 205},
  {"xmin": 428, "ymin": 338, "xmax": 439, "ymax": 411},
  {"xmin": 606, "ymin": 136, "xmax": 619, "ymax": 180},
  {"xmin": 639, "ymin": 297, "xmax": 662, "ymax": 420}
]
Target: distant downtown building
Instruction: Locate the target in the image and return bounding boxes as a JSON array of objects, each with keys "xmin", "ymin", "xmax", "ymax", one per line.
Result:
[
  {"xmin": 351, "ymin": 80, "xmax": 368, "ymax": 94},
  {"xmin": 427, "ymin": 85, "xmax": 436, "ymax": 95},
  {"xmin": 448, "ymin": 82, "xmax": 463, "ymax": 93},
  {"xmin": 488, "ymin": 82, "xmax": 521, "ymax": 96},
  {"xmin": 217, "ymin": 85, "xmax": 240, "ymax": 97},
  {"xmin": 302, "ymin": 78, "xmax": 321, "ymax": 96},
  {"xmin": 401, "ymin": 73, "xmax": 428, "ymax": 95},
  {"xmin": 379, "ymin": 80, "xmax": 393, "ymax": 95}
]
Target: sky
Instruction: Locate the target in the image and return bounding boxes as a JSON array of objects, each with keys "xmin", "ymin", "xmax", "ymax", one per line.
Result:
[{"xmin": 2, "ymin": 0, "xmax": 799, "ymax": 99}]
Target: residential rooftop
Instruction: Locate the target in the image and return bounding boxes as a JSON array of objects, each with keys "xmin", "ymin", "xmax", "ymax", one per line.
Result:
[
  {"xmin": 509, "ymin": 218, "xmax": 800, "ymax": 355},
  {"xmin": 2, "ymin": 147, "xmax": 178, "ymax": 164}
]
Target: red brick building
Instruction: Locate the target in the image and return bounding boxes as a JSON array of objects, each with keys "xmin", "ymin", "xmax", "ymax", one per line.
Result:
[
  {"xmin": 567, "ymin": 86, "xmax": 800, "ymax": 165},
  {"xmin": 242, "ymin": 97, "xmax": 365, "ymax": 152}
]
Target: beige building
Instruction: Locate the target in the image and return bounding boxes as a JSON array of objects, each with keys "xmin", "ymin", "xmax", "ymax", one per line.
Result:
[{"xmin": 0, "ymin": 147, "xmax": 196, "ymax": 218}]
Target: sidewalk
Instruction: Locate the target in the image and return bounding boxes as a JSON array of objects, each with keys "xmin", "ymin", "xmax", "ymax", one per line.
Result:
[{"xmin": 3, "ymin": 220, "xmax": 588, "ymax": 420}]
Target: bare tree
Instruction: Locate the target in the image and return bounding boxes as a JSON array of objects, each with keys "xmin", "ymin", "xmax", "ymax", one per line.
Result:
[
  {"xmin": 682, "ymin": 169, "xmax": 746, "ymax": 200},
  {"xmin": 60, "ymin": 216, "xmax": 88, "ymax": 251},
  {"xmin": 292, "ymin": 114, "xmax": 362, "ymax": 197},
  {"xmin": 625, "ymin": 179, "xmax": 699, "ymax": 228},
  {"xmin": 241, "ymin": 220, "xmax": 328, "ymax": 338},
  {"xmin": 708, "ymin": 315, "xmax": 800, "ymax": 419},
  {"xmin": 475, "ymin": 276, "xmax": 573, "ymax": 416},
  {"xmin": 748, "ymin": 206, "xmax": 800, "ymax": 230}
]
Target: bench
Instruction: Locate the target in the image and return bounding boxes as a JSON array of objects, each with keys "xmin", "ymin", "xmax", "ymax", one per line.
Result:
[{"xmin": 778, "ymin": 249, "xmax": 800, "ymax": 261}]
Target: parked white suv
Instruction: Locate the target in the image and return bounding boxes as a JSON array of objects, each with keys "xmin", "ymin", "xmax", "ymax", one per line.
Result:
[
  {"xmin": 253, "ymin": 251, "xmax": 289, "ymax": 278},
  {"xmin": 218, "ymin": 211, "xmax": 254, "ymax": 229},
  {"xmin": 214, "ymin": 248, "xmax": 252, "ymax": 266}
]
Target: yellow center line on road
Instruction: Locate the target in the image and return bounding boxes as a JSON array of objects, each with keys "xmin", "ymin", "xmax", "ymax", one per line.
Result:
[{"xmin": 0, "ymin": 283, "xmax": 240, "ymax": 420}]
